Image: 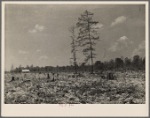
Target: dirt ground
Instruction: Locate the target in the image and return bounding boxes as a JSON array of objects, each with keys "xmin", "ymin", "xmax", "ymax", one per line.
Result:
[{"xmin": 4, "ymin": 71, "xmax": 145, "ymax": 104}]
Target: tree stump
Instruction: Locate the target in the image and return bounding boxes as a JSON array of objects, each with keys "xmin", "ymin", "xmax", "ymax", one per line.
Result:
[
  {"xmin": 101, "ymin": 74, "xmax": 105, "ymax": 79},
  {"xmin": 52, "ymin": 73, "xmax": 55, "ymax": 81},
  {"xmin": 107, "ymin": 72, "xmax": 115, "ymax": 80},
  {"xmin": 11, "ymin": 76, "xmax": 15, "ymax": 81},
  {"xmin": 47, "ymin": 73, "xmax": 50, "ymax": 79}
]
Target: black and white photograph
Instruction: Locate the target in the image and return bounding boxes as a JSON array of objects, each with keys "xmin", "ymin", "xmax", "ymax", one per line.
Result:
[{"xmin": 1, "ymin": 1, "xmax": 149, "ymax": 117}]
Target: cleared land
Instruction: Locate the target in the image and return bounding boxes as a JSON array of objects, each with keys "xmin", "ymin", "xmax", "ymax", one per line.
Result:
[{"xmin": 5, "ymin": 71, "xmax": 145, "ymax": 104}]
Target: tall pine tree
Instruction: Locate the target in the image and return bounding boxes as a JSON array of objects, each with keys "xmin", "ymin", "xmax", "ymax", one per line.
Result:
[
  {"xmin": 77, "ymin": 10, "xmax": 99, "ymax": 74},
  {"xmin": 69, "ymin": 26, "xmax": 78, "ymax": 74}
]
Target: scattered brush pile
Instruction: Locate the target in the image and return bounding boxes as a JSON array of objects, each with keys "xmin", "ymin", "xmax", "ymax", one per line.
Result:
[{"xmin": 5, "ymin": 71, "xmax": 145, "ymax": 104}]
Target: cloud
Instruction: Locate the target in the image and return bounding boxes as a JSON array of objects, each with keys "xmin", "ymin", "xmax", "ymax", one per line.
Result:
[
  {"xmin": 111, "ymin": 16, "xmax": 127, "ymax": 27},
  {"xmin": 118, "ymin": 36, "xmax": 133, "ymax": 47},
  {"xmin": 118, "ymin": 36, "xmax": 128, "ymax": 41},
  {"xmin": 29, "ymin": 24, "xmax": 45, "ymax": 33},
  {"xmin": 39, "ymin": 55, "xmax": 48, "ymax": 60},
  {"xmin": 108, "ymin": 36, "xmax": 132, "ymax": 52},
  {"xmin": 18, "ymin": 50, "xmax": 29, "ymax": 54},
  {"xmin": 132, "ymin": 41, "xmax": 145, "ymax": 56},
  {"xmin": 36, "ymin": 49, "xmax": 41, "ymax": 53}
]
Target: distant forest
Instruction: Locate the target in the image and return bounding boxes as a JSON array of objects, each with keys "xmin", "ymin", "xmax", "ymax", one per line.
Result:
[{"xmin": 11, "ymin": 55, "xmax": 145, "ymax": 73}]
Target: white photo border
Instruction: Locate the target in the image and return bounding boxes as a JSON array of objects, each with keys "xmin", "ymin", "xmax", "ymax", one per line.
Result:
[{"xmin": 1, "ymin": 1, "xmax": 149, "ymax": 117}]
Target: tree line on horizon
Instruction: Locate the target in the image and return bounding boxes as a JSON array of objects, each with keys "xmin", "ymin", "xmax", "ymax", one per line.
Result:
[{"xmin": 10, "ymin": 55, "xmax": 145, "ymax": 73}]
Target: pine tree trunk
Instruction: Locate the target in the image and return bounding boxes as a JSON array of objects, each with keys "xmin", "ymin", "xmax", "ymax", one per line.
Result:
[{"xmin": 87, "ymin": 11, "xmax": 94, "ymax": 74}]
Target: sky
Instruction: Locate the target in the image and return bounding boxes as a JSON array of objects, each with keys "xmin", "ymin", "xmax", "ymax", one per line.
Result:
[{"xmin": 5, "ymin": 4, "xmax": 145, "ymax": 71}]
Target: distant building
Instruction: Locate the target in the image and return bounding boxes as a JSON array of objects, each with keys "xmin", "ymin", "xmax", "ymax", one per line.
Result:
[{"xmin": 22, "ymin": 69, "xmax": 30, "ymax": 73}]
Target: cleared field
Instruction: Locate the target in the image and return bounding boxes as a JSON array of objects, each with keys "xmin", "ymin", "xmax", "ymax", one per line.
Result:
[{"xmin": 4, "ymin": 71, "xmax": 145, "ymax": 104}]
